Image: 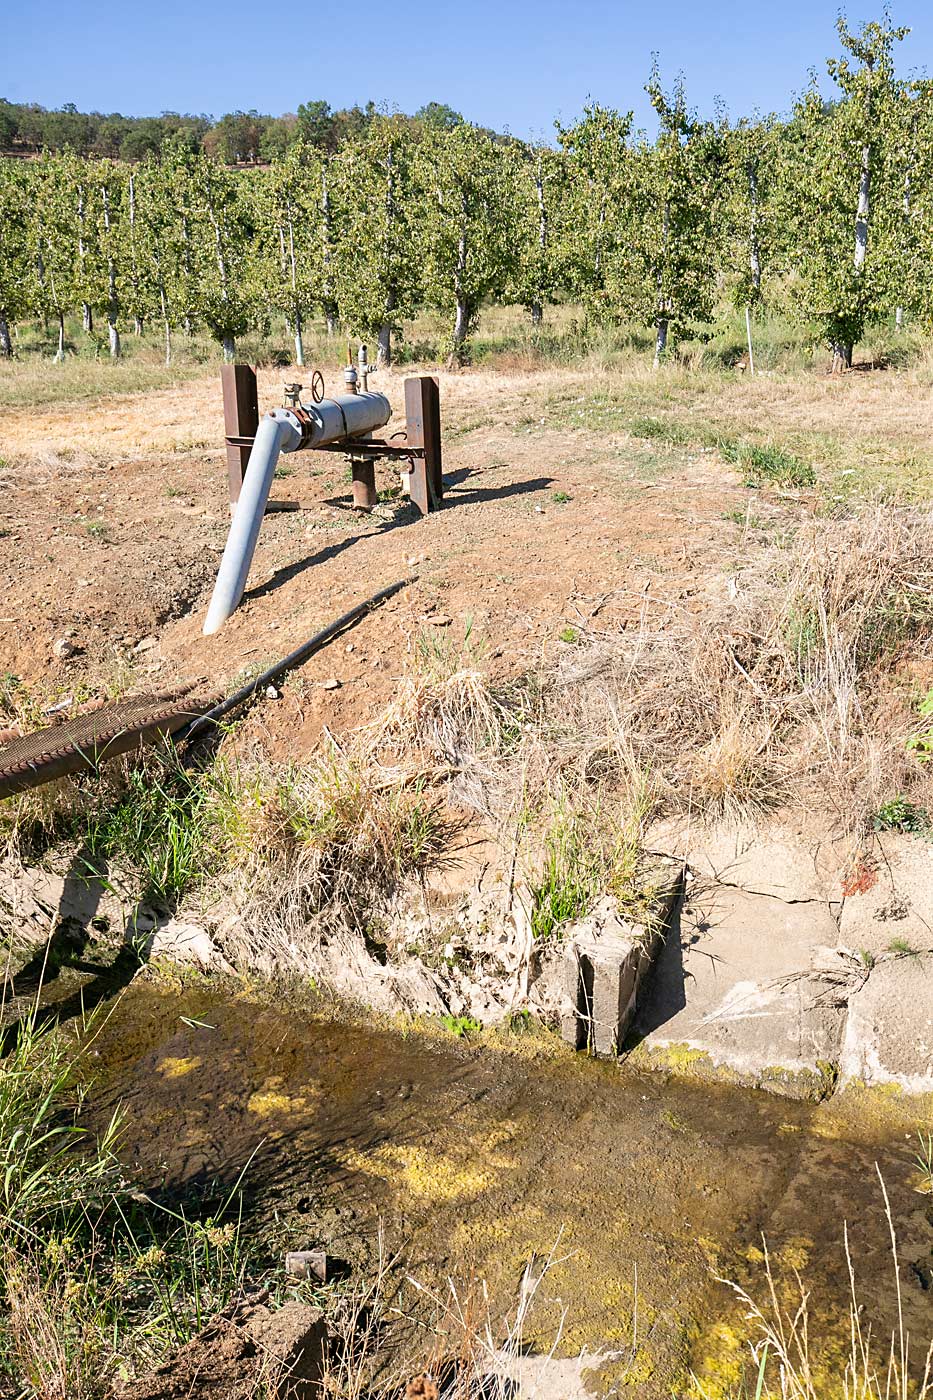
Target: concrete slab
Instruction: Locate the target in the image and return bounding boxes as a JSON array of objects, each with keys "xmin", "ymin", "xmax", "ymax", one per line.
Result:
[
  {"xmin": 840, "ymin": 955, "xmax": 933, "ymax": 1092},
  {"xmin": 650, "ymin": 816, "xmax": 853, "ymax": 904},
  {"xmin": 634, "ymin": 884, "xmax": 846, "ymax": 1096},
  {"xmin": 838, "ymin": 833, "xmax": 933, "ymax": 959}
]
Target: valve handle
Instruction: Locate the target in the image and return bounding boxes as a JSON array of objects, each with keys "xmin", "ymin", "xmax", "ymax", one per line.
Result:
[{"xmin": 310, "ymin": 370, "xmax": 325, "ymax": 404}]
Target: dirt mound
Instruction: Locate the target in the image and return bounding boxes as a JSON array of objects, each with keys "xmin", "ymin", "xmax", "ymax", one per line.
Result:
[{"xmin": 115, "ymin": 1295, "xmax": 327, "ymax": 1400}]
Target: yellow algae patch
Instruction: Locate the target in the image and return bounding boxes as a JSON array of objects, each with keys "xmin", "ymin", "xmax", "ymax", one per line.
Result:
[
  {"xmin": 157, "ymin": 1056, "xmax": 202, "ymax": 1079},
  {"xmin": 246, "ymin": 1075, "xmax": 316, "ymax": 1117},
  {"xmin": 341, "ymin": 1143, "xmax": 495, "ymax": 1203}
]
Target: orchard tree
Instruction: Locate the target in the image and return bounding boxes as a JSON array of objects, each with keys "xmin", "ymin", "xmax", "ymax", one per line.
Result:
[
  {"xmin": 890, "ymin": 78, "xmax": 933, "ymax": 330},
  {"xmin": 257, "ymin": 142, "xmax": 324, "ymax": 365},
  {"xmin": 0, "ymin": 160, "xmax": 34, "ymax": 355},
  {"xmin": 190, "ymin": 153, "xmax": 256, "ymax": 359},
  {"xmin": 31, "ymin": 157, "xmax": 80, "ymax": 360},
  {"xmin": 415, "ymin": 123, "xmax": 521, "ymax": 366},
  {"xmin": 556, "ymin": 104, "xmax": 633, "ymax": 320},
  {"xmin": 607, "ymin": 69, "xmax": 723, "ymax": 364},
  {"xmin": 787, "ymin": 12, "xmax": 908, "ymax": 370},
  {"xmin": 511, "ymin": 142, "xmax": 566, "ymax": 327},
  {"xmin": 332, "ymin": 115, "xmax": 418, "ymax": 366},
  {"xmin": 96, "ymin": 159, "xmax": 126, "ymax": 358},
  {"xmin": 720, "ymin": 116, "xmax": 784, "ymax": 368}
]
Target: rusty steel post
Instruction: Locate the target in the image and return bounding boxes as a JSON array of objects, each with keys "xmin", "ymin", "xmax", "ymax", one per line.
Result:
[
  {"xmin": 404, "ymin": 376, "xmax": 443, "ymax": 515},
  {"xmin": 221, "ymin": 364, "xmax": 259, "ymax": 507},
  {"xmin": 351, "ymin": 456, "xmax": 378, "ymax": 510}
]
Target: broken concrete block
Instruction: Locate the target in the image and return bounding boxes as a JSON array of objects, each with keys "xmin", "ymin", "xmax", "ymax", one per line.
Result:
[
  {"xmin": 839, "ymin": 955, "xmax": 933, "ymax": 1093},
  {"xmin": 838, "ymin": 833, "xmax": 933, "ymax": 959},
  {"xmin": 634, "ymin": 883, "xmax": 845, "ymax": 1096},
  {"xmin": 561, "ymin": 883, "xmax": 679, "ymax": 1056}
]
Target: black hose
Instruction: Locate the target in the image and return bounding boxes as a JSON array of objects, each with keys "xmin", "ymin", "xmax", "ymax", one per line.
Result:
[{"xmin": 179, "ymin": 575, "xmax": 415, "ymax": 744}]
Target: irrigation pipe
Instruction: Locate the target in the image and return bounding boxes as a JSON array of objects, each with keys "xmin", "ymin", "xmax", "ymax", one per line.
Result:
[{"xmin": 180, "ymin": 576, "xmax": 415, "ymax": 744}]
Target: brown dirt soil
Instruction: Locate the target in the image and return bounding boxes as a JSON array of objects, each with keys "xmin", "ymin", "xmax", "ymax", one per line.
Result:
[
  {"xmin": 0, "ymin": 365, "xmax": 799, "ymax": 755},
  {"xmin": 114, "ymin": 1295, "xmax": 326, "ymax": 1400}
]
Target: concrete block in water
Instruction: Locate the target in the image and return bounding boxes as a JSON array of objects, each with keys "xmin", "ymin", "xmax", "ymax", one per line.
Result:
[{"xmin": 561, "ymin": 882, "xmax": 679, "ymax": 1055}]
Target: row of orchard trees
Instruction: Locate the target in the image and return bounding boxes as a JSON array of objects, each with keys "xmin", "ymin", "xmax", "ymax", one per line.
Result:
[{"xmin": 2, "ymin": 15, "xmax": 933, "ymax": 370}]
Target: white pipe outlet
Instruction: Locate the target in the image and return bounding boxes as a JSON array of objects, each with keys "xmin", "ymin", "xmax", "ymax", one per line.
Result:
[{"xmin": 203, "ymin": 412, "xmax": 301, "ymax": 636}]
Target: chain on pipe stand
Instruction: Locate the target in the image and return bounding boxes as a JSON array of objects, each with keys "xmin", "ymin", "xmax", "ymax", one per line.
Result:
[{"xmin": 208, "ymin": 346, "xmax": 442, "ymax": 635}]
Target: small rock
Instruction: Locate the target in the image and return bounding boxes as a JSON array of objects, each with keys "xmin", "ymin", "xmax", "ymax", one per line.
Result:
[
  {"xmin": 265, "ymin": 685, "xmax": 280, "ymax": 699},
  {"xmin": 322, "ymin": 678, "xmax": 341, "ymax": 691},
  {"xmin": 428, "ymin": 615, "xmax": 452, "ymax": 627},
  {"xmin": 345, "ymin": 643, "xmax": 355, "ymax": 653},
  {"xmin": 76, "ymin": 578, "xmax": 90, "ymax": 587},
  {"xmin": 285, "ymin": 1249, "xmax": 328, "ymax": 1283},
  {"xmin": 133, "ymin": 635, "xmax": 158, "ymax": 654},
  {"xmin": 52, "ymin": 637, "xmax": 75, "ymax": 659}
]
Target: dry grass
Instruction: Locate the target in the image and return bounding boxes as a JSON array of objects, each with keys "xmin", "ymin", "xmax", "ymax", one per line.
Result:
[{"xmin": 545, "ymin": 503, "xmax": 933, "ymax": 831}]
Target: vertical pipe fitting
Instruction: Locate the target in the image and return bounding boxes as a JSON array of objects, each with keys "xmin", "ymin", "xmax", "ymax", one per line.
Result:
[{"xmin": 203, "ymin": 413, "xmax": 300, "ymax": 635}]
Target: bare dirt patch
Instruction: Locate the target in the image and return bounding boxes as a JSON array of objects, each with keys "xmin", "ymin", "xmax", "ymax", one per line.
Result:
[{"xmin": 0, "ymin": 365, "xmax": 794, "ymax": 757}]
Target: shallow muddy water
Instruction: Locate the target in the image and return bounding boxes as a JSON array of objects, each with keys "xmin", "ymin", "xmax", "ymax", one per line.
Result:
[{"xmin": 85, "ymin": 978, "xmax": 933, "ymax": 1397}]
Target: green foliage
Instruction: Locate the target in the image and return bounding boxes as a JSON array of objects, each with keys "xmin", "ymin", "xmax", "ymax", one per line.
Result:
[
  {"xmin": 719, "ymin": 439, "xmax": 816, "ymax": 488},
  {"xmin": 907, "ymin": 688, "xmax": 933, "ymax": 761},
  {"xmin": 873, "ymin": 794, "xmax": 929, "ymax": 833},
  {"xmin": 82, "ymin": 755, "xmax": 215, "ymax": 904},
  {"xmin": 440, "ymin": 1014, "xmax": 482, "ymax": 1038}
]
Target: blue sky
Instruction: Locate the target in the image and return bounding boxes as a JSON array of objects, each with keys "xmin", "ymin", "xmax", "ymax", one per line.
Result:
[{"xmin": 3, "ymin": 0, "xmax": 931, "ymax": 137}]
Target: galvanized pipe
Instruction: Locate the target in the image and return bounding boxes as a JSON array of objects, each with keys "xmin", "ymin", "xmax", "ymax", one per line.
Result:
[
  {"xmin": 203, "ymin": 413, "xmax": 301, "ymax": 636},
  {"xmin": 297, "ymin": 389, "xmax": 390, "ymax": 447},
  {"xmin": 203, "ymin": 390, "xmax": 392, "ymax": 636}
]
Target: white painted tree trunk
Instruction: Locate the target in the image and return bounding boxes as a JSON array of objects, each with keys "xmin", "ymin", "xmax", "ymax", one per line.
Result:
[
  {"xmin": 0, "ymin": 315, "xmax": 11, "ymax": 358},
  {"xmin": 101, "ymin": 184, "xmax": 121, "ymax": 360},
  {"xmin": 377, "ymin": 287, "xmax": 396, "ymax": 368},
  {"xmin": 134, "ymin": 317, "xmax": 143, "ymax": 336},
  {"xmin": 160, "ymin": 285, "xmax": 172, "ymax": 366},
  {"xmin": 222, "ymin": 335, "xmax": 236, "ymax": 363},
  {"xmin": 653, "ymin": 318, "xmax": 668, "ymax": 367},
  {"xmin": 449, "ymin": 200, "xmax": 470, "ymax": 366},
  {"xmin": 82, "ymin": 303, "xmax": 93, "ymax": 333},
  {"xmin": 529, "ymin": 153, "xmax": 548, "ymax": 328},
  {"xmin": 53, "ymin": 311, "xmax": 65, "ymax": 363},
  {"xmin": 294, "ymin": 310, "xmax": 305, "ymax": 367},
  {"xmin": 853, "ymin": 144, "xmax": 870, "ymax": 271},
  {"xmin": 747, "ymin": 158, "xmax": 761, "ymax": 292},
  {"xmin": 320, "ymin": 168, "xmax": 338, "ymax": 338},
  {"xmin": 745, "ymin": 304, "xmax": 755, "ymax": 375}
]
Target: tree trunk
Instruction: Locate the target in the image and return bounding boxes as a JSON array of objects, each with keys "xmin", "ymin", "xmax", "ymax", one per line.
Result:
[
  {"xmin": 134, "ymin": 317, "xmax": 143, "ymax": 336},
  {"xmin": 101, "ymin": 184, "xmax": 121, "ymax": 360},
  {"xmin": 294, "ymin": 309, "xmax": 305, "ymax": 367},
  {"xmin": 325, "ymin": 311, "xmax": 337, "ymax": 337},
  {"xmin": 747, "ymin": 158, "xmax": 762, "ymax": 292},
  {"xmin": 853, "ymin": 144, "xmax": 870, "ymax": 271},
  {"xmin": 448, "ymin": 299, "xmax": 471, "ymax": 368},
  {"xmin": 530, "ymin": 300, "xmax": 543, "ymax": 327},
  {"xmin": 377, "ymin": 287, "xmax": 396, "ymax": 369},
  {"xmin": 183, "ymin": 315, "xmax": 193, "ymax": 337},
  {"xmin": 160, "ymin": 285, "xmax": 171, "ymax": 367},
  {"xmin": 222, "ymin": 334, "xmax": 236, "ymax": 363},
  {"xmin": 53, "ymin": 311, "xmax": 65, "ymax": 363},
  {"xmin": 653, "ymin": 318, "xmax": 669, "ymax": 368},
  {"xmin": 0, "ymin": 315, "xmax": 12, "ymax": 359},
  {"xmin": 831, "ymin": 342, "xmax": 853, "ymax": 374},
  {"xmin": 744, "ymin": 304, "xmax": 755, "ymax": 376},
  {"xmin": 82, "ymin": 302, "xmax": 93, "ymax": 333},
  {"xmin": 895, "ymin": 305, "xmax": 904, "ymax": 332}
]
